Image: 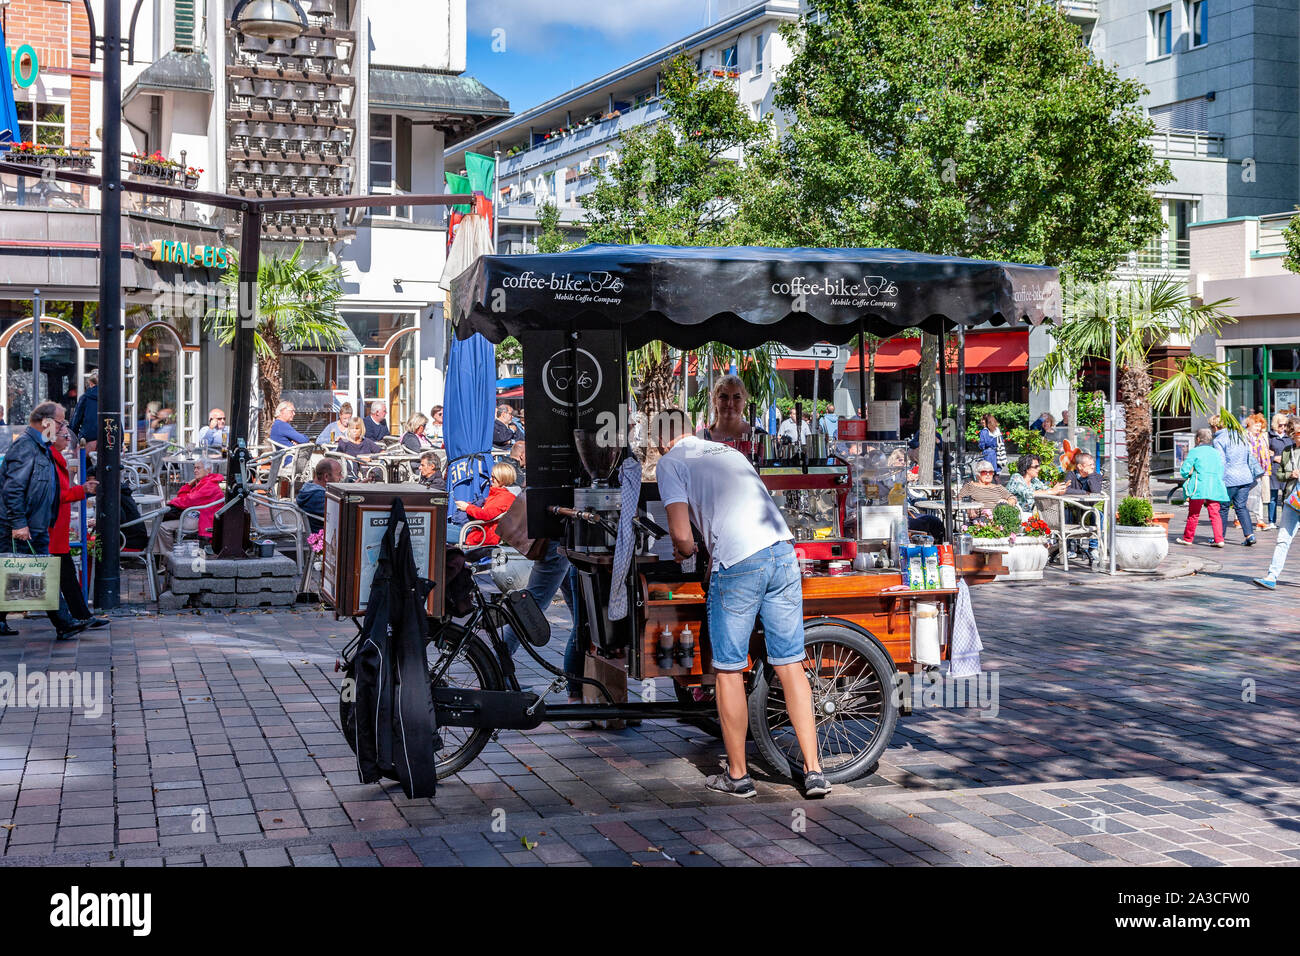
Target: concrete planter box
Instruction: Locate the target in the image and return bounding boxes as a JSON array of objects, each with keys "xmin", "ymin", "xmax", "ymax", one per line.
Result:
[
  {"xmin": 1114, "ymin": 524, "xmax": 1169, "ymax": 573},
  {"xmin": 972, "ymin": 537, "xmax": 1050, "ymax": 581}
]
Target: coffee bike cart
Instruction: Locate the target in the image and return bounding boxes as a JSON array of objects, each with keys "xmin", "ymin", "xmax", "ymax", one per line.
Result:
[{"xmin": 336, "ymin": 245, "xmax": 1060, "ymax": 785}]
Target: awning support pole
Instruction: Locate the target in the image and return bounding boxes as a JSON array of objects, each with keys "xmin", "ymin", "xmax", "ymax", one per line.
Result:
[
  {"xmin": 938, "ymin": 329, "xmax": 955, "ymax": 544},
  {"xmin": 857, "ymin": 320, "xmax": 867, "ymax": 419}
]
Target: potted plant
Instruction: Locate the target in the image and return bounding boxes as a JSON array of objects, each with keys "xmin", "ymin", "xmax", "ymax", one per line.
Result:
[
  {"xmin": 970, "ymin": 504, "xmax": 1051, "ymax": 581},
  {"xmin": 129, "ymin": 150, "xmax": 182, "ymax": 182},
  {"xmin": 183, "ymin": 165, "xmax": 204, "ymax": 188},
  {"xmin": 1114, "ymin": 496, "xmax": 1169, "ymax": 572}
]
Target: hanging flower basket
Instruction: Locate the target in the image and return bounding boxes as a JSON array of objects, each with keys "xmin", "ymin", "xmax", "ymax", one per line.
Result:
[
  {"xmin": 6, "ymin": 142, "xmax": 94, "ymax": 169},
  {"xmin": 128, "ymin": 151, "xmax": 182, "ymax": 183}
]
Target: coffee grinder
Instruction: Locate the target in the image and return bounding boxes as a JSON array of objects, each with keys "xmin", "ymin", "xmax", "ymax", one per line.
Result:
[{"xmin": 569, "ymin": 429, "xmax": 622, "ymax": 554}]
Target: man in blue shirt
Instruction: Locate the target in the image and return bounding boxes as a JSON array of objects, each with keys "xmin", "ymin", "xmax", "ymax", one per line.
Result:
[
  {"xmin": 295, "ymin": 458, "xmax": 341, "ymax": 533},
  {"xmin": 196, "ymin": 408, "xmax": 228, "ymax": 448},
  {"xmin": 269, "ymin": 400, "xmax": 310, "ymax": 446}
]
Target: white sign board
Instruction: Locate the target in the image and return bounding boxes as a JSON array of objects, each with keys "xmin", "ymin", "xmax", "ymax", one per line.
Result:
[
  {"xmin": 867, "ymin": 400, "xmax": 900, "ymax": 433},
  {"xmin": 778, "ymin": 344, "xmax": 839, "ymax": 361},
  {"xmin": 1105, "ymin": 403, "xmax": 1127, "ymax": 461}
]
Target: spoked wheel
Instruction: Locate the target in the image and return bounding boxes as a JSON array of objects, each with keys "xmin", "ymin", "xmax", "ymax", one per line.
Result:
[
  {"xmin": 339, "ymin": 636, "xmax": 503, "ymax": 780},
  {"xmin": 748, "ymin": 624, "xmax": 898, "ymax": 784}
]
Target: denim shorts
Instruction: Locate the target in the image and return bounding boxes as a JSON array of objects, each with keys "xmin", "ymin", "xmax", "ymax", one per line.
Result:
[{"xmin": 706, "ymin": 540, "xmax": 806, "ymax": 672}]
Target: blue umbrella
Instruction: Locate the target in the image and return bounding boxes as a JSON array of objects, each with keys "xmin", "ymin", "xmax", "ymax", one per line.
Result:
[
  {"xmin": 443, "ymin": 331, "xmax": 495, "ymax": 532},
  {"xmin": 0, "ymin": 22, "xmax": 19, "ymax": 147}
]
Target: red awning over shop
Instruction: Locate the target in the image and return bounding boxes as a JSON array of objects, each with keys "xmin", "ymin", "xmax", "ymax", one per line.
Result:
[
  {"xmin": 498, "ymin": 386, "xmax": 523, "ymax": 399},
  {"xmin": 775, "ymin": 330, "xmax": 1028, "ymax": 374}
]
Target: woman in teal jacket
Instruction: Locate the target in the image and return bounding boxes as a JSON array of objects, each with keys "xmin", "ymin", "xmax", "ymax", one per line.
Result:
[{"xmin": 1178, "ymin": 427, "xmax": 1230, "ymax": 547}]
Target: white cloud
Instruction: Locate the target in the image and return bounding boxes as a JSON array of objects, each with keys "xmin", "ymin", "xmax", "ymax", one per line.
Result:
[{"xmin": 469, "ymin": 0, "xmax": 750, "ymax": 50}]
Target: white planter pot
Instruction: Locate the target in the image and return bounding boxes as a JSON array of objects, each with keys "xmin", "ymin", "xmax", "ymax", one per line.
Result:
[
  {"xmin": 1114, "ymin": 524, "xmax": 1169, "ymax": 573},
  {"xmin": 972, "ymin": 537, "xmax": 1051, "ymax": 581}
]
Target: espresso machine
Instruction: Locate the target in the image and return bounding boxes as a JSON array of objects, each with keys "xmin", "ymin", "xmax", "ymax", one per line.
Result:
[{"xmin": 567, "ymin": 429, "xmax": 623, "ymax": 554}]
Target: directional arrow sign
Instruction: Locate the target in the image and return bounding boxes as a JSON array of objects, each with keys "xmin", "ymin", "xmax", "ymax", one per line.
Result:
[{"xmin": 776, "ymin": 344, "xmax": 839, "ymax": 361}]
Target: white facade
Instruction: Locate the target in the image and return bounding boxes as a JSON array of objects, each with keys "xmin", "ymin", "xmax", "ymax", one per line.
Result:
[{"xmin": 446, "ymin": 0, "xmax": 800, "ymax": 252}]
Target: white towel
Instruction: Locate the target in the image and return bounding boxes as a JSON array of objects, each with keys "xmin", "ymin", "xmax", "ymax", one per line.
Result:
[
  {"xmin": 948, "ymin": 578, "xmax": 983, "ymax": 677},
  {"xmin": 607, "ymin": 456, "xmax": 643, "ymax": 621}
]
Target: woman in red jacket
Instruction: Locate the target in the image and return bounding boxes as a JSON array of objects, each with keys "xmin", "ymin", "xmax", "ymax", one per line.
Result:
[
  {"xmin": 453, "ymin": 462, "xmax": 518, "ymax": 547},
  {"xmin": 51, "ymin": 421, "xmax": 109, "ymax": 634},
  {"xmin": 164, "ymin": 458, "xmax": 224, "ymax": 539}
]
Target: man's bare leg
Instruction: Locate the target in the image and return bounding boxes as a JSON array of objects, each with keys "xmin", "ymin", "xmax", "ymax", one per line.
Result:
[
  {"xmin": 714, "ymin": 671, "xmax": 749, "ymax": 778},
  {"xmin": 773, "ymin": 662, "xmax": 822, "ymax": 774}
]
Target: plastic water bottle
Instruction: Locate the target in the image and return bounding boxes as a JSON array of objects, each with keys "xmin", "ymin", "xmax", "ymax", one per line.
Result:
[{"xmin": 893, "ymin": 519, "xmax": 910, "ymax": 570}]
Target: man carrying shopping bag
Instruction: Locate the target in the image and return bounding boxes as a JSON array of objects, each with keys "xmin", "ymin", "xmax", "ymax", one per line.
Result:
[{"xmin": 0, "ymin": 402, "xmax": 88, "ymax": 639}]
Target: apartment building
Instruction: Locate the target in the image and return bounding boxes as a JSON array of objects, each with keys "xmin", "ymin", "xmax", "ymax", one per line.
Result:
[
  {"xmin": 445, "ymin": 0, "xmax": 801, "ymax": 254},
  {"xmin": 0, "ymin": 0, "xmax": 508, "ymax": 445}
]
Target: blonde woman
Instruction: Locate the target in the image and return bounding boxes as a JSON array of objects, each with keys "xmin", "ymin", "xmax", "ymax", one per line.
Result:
[
  {"xmin": 696, "ymin": 373, "xmax": 754, "ymax": 456},
  {"xmin": 400, "ymin": 412, "xmax": 433, "ymax": 452}
]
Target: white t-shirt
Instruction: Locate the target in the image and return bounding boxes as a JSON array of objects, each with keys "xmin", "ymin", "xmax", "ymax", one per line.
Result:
[
  {"xmin": 778, "ymin": 418, "xmax": 812, "ymax": 443},
  {"xmin": 656, "ymin": 436, "xmax": 792, "ymax": 571}
]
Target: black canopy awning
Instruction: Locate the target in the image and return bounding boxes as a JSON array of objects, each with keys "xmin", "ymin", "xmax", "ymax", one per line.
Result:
[{"xmin": 451, "ymin": 245, "xmax": 1061, "ymax": 350}]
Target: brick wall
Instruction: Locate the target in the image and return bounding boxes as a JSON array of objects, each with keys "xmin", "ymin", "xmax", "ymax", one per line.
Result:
[{"xmin": 6, "ymin": 0, "xmax": 96, "ymax": 148}]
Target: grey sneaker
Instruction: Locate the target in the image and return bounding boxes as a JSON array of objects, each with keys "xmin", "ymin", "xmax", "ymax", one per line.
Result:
[
  {"xmin": 705, "ymin": 771, "xmax": 756, "ymax": 798},
  {"xmin": 802, "ymin": 770, "xmax": 831, "ymax": 798}
]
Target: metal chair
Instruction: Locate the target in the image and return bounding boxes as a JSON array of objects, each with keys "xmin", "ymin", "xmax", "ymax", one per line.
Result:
[
  {"xmin": 248, "ymin": 494, "xmax": 312, "ymax": 593},
  {"xmin": 119, "ymin": 508, "xmax": 168, "ymax": 601},
  {"xmin": 161, "ymin": 498, "xmax": 224, "ymax": 556}
]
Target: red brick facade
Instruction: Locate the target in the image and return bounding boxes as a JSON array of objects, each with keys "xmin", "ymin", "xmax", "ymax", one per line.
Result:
[{"xmin": 5, "ymin": 0, "xmax": 97, "ymax": 148}]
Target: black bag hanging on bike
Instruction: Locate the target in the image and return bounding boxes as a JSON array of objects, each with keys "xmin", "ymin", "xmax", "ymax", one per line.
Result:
[
  {"xmin": 351, "ymin": 498, "xmax": 439, "ymax": 799},
  {"xmin": 505, "ymin": 589, "xmax": 551, "ymax": 647}
]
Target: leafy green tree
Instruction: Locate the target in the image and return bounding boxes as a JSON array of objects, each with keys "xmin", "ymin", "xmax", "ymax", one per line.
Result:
[
  {"xmin": 1029, "ymin": 276, "xmax": 1235, "ymax": 499},
  {"xmin": 1282, "ymin": 213, "xmax": 1300, "ymax": 274},
  {"xmin": 582, "ymin": 53, "xmax": 786, "ymax": 449},
  {"xmin": 206, "ymin": 244, "xmax": 345, "ymax": 442},
  {"xmin": 738, "ymin": 0, "xmax": 1173, "ymax": 479},
  {"xmin": 535, "ymin": 199, "xmax": 570, "ymax": 254}
]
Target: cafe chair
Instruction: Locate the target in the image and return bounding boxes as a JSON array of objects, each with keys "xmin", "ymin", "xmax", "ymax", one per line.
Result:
[
  {"xmin": 119, "ymin": 508, "xmax": 168, "ymax": 601},
  {"xmin": 160, "ymin": 498, "xmax": 224, "ymax": 557},
  {"xmin": 248, "ymin": 494, "xmax": 312, "ymax": 594}
]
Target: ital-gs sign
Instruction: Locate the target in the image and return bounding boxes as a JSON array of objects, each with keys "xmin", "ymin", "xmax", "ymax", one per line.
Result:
[{"xmin": 145, "ymin": 240, "xmax": 231, "ymax": 271}]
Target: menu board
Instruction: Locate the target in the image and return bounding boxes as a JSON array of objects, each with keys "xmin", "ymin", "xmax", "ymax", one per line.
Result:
[
  {"xmin": 356, "ymin": 506, "xmax": 433, "ymax": 612},
  {"xmin": 1275, "ymin": 388, "xmax": 1299, "ymax": 417},
  {"xmin": 321, "ymin": 497, "xmax": 340, "ymax": 606}
]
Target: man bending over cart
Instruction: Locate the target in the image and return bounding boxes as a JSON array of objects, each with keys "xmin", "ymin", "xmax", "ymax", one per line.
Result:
[{"xmin": 653, "ymin": 409, "xmax": 829, "ymax": 799}]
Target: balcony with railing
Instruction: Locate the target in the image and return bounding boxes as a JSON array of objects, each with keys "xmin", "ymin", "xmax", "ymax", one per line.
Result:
[
  {"xmin": 500, "ymin": 98, "xmax": 666, "ymax": 178},
  {"xmin": 1059, "ymin": 0, "xmax": 1100, "ymax": 22},
  {"xmin": 1125, "ymin": 238, "xmax": 1191, "ymax": 272},
  {"xmin": 1145, "ymin": 127, "xmax": 1225, "ymax": 159}
]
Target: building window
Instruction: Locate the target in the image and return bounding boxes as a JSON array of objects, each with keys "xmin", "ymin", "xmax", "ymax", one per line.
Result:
[
  {"xmin": 752, "ymin": 100, "xmax": 763, "ymax": 120},
  {"xmin": 368, "ymin": 113, "xmax": 411, "ymax": 220},
  {"xmin": 1148, "ymin": 96, "xmax": 1209, "ymax": 133},
  {"xmin": 16, "ymin": 101, "xmax": 67, "ymax": 146},
  {"xmin": 754, "ymin": 33, "xmax": 764, "ymax": 75},
  {"xmin": 721, "ymin": 43, "xmax": 738, "ymax": 70},
  {"xmin": 1188, "ymin": 0, "xmax": 1208, "ymax": 46},
  {"xmin": 1150, "ymin": 6, "xmax": 1173, "ymax": 57}
]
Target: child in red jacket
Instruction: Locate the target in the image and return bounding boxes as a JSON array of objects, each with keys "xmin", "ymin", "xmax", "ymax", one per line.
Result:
[{"xmin": 454, "ymin": 462, "xmax": 518, "ymax": 547}]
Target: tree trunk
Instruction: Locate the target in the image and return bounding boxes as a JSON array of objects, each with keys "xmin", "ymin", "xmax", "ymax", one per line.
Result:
[
  {"xmin": 260, "ymin": 328, "xmax": 283, "ymax": 445},
  {"xmin": 638, "ymin": 351, "xmax": 678, "ymax": 475},
  {"xmin": 1121, "ymin": 361, "xmax": 1153, "ymax": 500},
  {"xmin": 917, "ymin": 333, "xmax": 938, "ymax": 482},
  {"xmin": 867, "ymin": 338, "xmax": 876, "ymax": 405}
]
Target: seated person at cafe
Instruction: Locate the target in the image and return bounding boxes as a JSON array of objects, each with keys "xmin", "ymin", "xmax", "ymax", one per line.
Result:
[
  {"xmin": 296, "ymin": 458, "xmax": 342, "ymax": 533},
  {"xmin": 1067, "ymin": 452, "xmax": 1105, "ymax": 494},
  {"xmin": 492, "ymin": 404, "xmax": 519, "ymax": 448},
  {"xmin": 152, "ymin": 407, "xmax": 177, "ymax": 443},
  {"xmin": 1007, "ymin": 453, "xmax": 1067, "ymax": 513},
  {"xmin": 508, "ymin": 440, "xmax": 526, "ymax": 488},
  {"xmin": 316, "ymin": 402, "xmax": 353, "ymax": 444},
  {"xmin": 453, "ymin": 462, "xmax": 518, "ymax": 547},
  {"xmin": 196, "ymin": 408, "xmax": 228, "ymax": 448},
  {"xmin": 428, "ymin": 405, "xmax": 444, "ymax": 445},
  {"xmin": 415, "ymin": 451, "xmax": 443, "ymax": 489},
  {"xmin": 269, "ymin": 400, "xmax": 311, "ymax": 446},
  {"xmin": 400, "ymin": 412, "xmax": 435, "ymax": 452},
  {"xmin": 158, "ymin": 458, "xmax": 224, "ymax": 548},
  {"xmin": 338, "ymin": 419, "xmax": 384, "ymax": 458},
  {"xmin": 958, "ymin": 459, "xmax": 1018, "ymax": 508}
]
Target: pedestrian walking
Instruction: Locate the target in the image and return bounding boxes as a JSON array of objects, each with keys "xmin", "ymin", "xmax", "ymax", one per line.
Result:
[
  {"xmin": 978, "ymin": 413, "xmax": 1008, "ymax": 476},
  {"xmin": 69, "ymin": 369, "xmax": 99, "ymax": 449},
  {"xmin": 49, "ymin": 418, "xmax": 109, "ymax": 631},
  {"xmin": 1176, "ymin": 427, "xmax": 1229, "ymax": 548},
  {"xmin": 1255, "ymin": 416, "xmax": 1300, "ymax": 590},
  {"xmin": 0, "ymin": 402, "xmax": 91, "ymax": 639},
  {"xmin": 1214, "ymin": 417, "xmax": 1265, "ymax": 545},
  {"xmin": 1266, "ymin": 412, "xmax": 1294, "ymax": 530},
  {"xmin": 1246, "ymin": 413, "xmax": 1271, "ymax": 530}
]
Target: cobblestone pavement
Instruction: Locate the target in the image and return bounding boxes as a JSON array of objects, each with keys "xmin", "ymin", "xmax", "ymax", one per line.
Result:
[{"xmin": 1, "ymin": 505, "xmax": 1298, "ymax": 866}]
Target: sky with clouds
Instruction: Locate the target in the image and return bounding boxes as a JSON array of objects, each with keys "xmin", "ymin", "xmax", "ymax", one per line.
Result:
[{"xmin": 465, "ymin": 0, "xmax": 754, "ymax": 116}]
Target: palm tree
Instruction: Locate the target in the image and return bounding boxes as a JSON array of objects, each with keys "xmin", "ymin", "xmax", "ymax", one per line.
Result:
[
  {"xmin": 206, "ymin": 245, "xmax": 346, "ymax": 442},
  {"xmin": 1029, "ymin": 275, "xmax": 1236, "ymax": 499}
]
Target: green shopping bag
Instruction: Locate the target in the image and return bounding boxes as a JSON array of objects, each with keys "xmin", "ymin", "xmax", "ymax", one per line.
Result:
[{"xmin": 0, "ymin": 543, "xmax": 61, "ymax": 612}]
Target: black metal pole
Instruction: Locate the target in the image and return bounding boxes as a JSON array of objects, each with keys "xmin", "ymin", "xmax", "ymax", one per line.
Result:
[
  {"xmin": 94, "ymin": 0, "xmax": 122, "ymax": 610},
  {"xmin": 214, "ymin": 205, "xmax": 263, "ymax": 557},
  {"xmin": 857, "ymin": 319, "xmax": 867, "ymax": 419},
  {"xmin": 956, "ymin": 324, "xmax": 966, "ymax": 459},
  {"xmin": 938, "ymin": 328, "xmax": 954, "ymax": 544}
]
